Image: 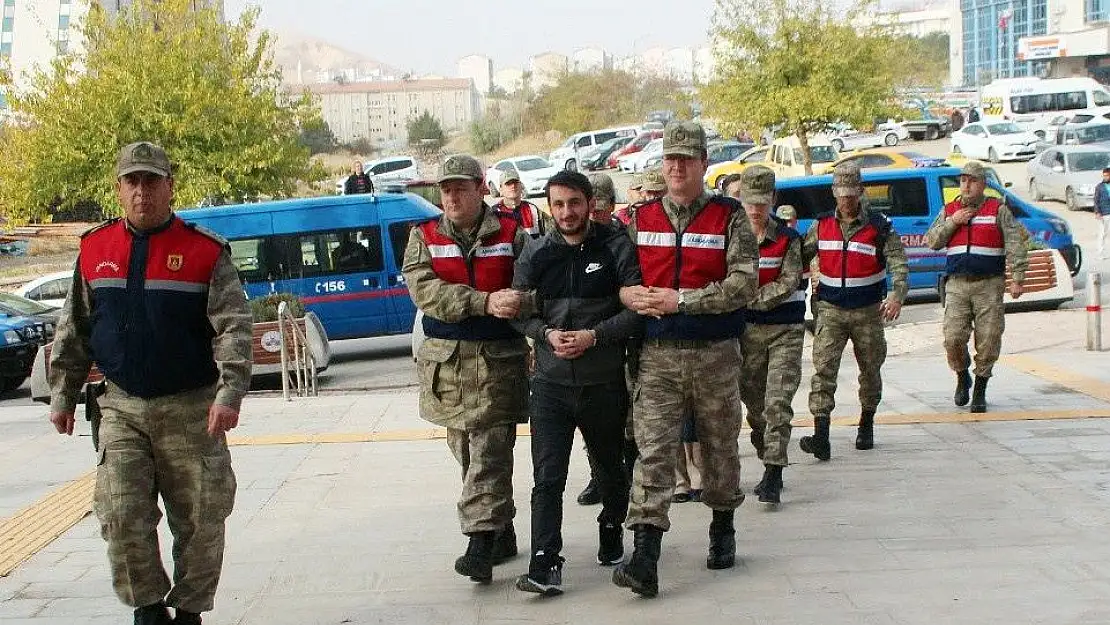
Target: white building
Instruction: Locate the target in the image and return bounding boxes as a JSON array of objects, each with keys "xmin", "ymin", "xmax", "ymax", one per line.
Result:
[
  {"xmin": 492, "ymin": 66, "xmax": 524, "ymax": 94},
  {"xmin": 862, "ymin": 6, "xmax": 951, "ymax": 38},
  {"xmin": 572, "ymin": 47, "xmax": 610, "ymax": 73},
  {"xmin": 457, "ymin": 54, "xmax": 492, "ymax": 95},
  {"xmin": 530, "ymin": 51, "xmax": 568, "ymax": 90}
]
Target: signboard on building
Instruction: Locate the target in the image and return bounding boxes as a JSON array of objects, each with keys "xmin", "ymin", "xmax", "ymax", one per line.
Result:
[{"xmin": 1017, "ymin": 37, "xmax": 1067, "ymax": 61}]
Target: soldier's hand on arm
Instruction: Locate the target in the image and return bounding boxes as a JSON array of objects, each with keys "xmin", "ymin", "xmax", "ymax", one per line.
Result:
[
  {"xmin": 50, "ymin": 411, "xmax": 76, "ymax": 436},
  {"xmin": 643, "ymin": 287, "xmax": 679, "ymax": 315},
  {"xmin": 207, "ymin": 404, "xmax": 240, "ymax": 437},
  {"xmin": 1010, "ymin": 281, "xmax": 1024, "ymax": 299},
  {"xmin": 879, "ymin": 296, "xmax": 902, "ymax": 322},
  {"xmin": 487, "ymin": 289, "xmax": 522, "ymax": 319}
]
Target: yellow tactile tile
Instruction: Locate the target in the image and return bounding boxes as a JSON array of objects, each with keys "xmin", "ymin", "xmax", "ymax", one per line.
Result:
[
  {"xmin": 999, "ymin": 354, "xmax": 1110, "ymax": 404},
  {"xmin": 0, "ymin": 470, "xmax": 95, "ymax": 577}
]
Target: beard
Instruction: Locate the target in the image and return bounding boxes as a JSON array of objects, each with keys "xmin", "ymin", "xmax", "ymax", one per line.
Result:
[{"xmin": 557, "ymin": 218, "xmax": 587, "ymax": 237}]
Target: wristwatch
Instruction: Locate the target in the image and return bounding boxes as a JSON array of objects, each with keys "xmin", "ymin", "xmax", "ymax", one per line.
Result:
[{"xmin": 677, "ymin": 291, "xmax": 687, "ymax": 314}]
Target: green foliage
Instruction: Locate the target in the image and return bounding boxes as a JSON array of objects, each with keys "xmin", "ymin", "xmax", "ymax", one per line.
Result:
[
  {"xmin": 343, "ymin": 138, "xmax": 376, "ymax": 156},
  {"xmin": 250, "ymin": 292, "xmax": 306, "ymax": 323},
  {"xmin": 526, "ymin": 70, "xmax": 690, "ymax": 136},
  {"xmin": 406, "ymin": 110, "xmax": 446, "ymax": 150},
  {"xmin": 890, "ymin": 32, "xmax": 950, "ymax": 88},
  {"xmin": 702, "ymin": 0, "xmax": 905, "ymax": 174},
  {"xmin": 469, "ymin": 115, "xmax": 521, "ymax": 153},
  {"xmin": 299, "ymin": 117, "xmax": 338, "ymax": 155},
  {"xmin": 0, "ymin": 0, "xmax": 327, "ymax": 224}
]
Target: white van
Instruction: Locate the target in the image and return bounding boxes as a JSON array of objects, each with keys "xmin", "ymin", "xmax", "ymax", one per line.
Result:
[
  {"xmin": 548, "ymin": 125, "xmax": 640, "ymax": 171},
  {"xmin": 335, "ymin": 155, "xmax": 419, "ymax": 195},
  {"xmin": 980, "ymin": 77, "xmax": 1110, "ymax": 138}
]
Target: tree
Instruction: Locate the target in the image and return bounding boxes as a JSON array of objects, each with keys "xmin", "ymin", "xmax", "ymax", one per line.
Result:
[
  {"xmin": 526, "ymin": 69, "xmax": 689, "ymax": 136},
  {"xmin": 406, "ymin": 110, "xmax": 446, "ymax": 151},
  {"xmin": 299, "ymin": 117, "xmax": 338, "ymax": 155},
  {"xmin": 0, "ymin": 0, "xmax": 325, "ymax": 224},
  {"xmin": 702, "ymin": 0, "xmax": 905, "ymax": 174},
  {"xmin": 891, "ymin": 32, "xmax": 950, "ymax": 88}
]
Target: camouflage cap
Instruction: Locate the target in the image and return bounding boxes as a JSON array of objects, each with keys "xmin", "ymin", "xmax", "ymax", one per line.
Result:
[
  {"xmin": 737, "ymin": 165, "xmax": 776, "ymax": 205},
  {"xmin": 831, "ymin": 160, "xmax": 863, "ymax": 198},
  {"xmin": 628, "ymin": 173, "xmax": 644, "ymax": 191},
  {"xmin": 662, "ymin": 121, "xmax": 707, "ymax": 158},
  {"xmin": 642, "ymin": 169, "xmax": 666, "ymax": 192},
  {"xmin": 960, "ymin": 160, "xmax": 988, "ymax": 180},
  {"xmin": 589, "ymin": 173, "xmax": 615, "ymax": 208},
  {"xmin": 438, "ymin": 154, "xmax": 484, "ymax": 183},
  {"xmin": 777, "ymin": 204, "xmax": 798, "ymax": 221},
  {"xmin": 500, "ymin": 170, "xmax": 521, "ymax": 185},
  {"xmin": 116, "ymin": 141, "xmax": 171, "ymax": 178}
]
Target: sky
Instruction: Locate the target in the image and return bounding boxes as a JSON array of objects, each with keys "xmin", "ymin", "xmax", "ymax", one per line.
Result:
[{"xmin": 223, "ymin": 0, "xmax": 720, "ymax": 75}]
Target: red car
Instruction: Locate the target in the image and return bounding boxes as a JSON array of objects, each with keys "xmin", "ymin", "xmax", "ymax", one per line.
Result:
[{"xmin": 607, "ymin": 130, "xmax": 663, "ymax": 169}]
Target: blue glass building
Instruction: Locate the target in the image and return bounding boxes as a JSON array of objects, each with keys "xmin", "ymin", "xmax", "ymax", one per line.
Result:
[{"xmin": 961, "ymin": 0, "xmax": 1051, "ymax": 86}]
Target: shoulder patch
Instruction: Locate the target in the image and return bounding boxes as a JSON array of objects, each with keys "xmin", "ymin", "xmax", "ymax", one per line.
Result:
[
  {"xmin": 80, "ymin": 217, "xmax": 120, "ymax": 238},
  {"xmin": 183, "ymin": 221, "xmax": 230, "ymax": 249}
]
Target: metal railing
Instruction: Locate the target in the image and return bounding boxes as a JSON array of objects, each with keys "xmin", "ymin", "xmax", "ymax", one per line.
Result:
[{"xmin": 277, "ymin": 301, "xmax": 318, "ymax": 400}]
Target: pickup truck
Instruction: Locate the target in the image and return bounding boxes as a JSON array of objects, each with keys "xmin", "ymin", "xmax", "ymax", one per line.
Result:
[{"xmin": 901, "ymin": 114, "xmax": 953, "ymax": 141}]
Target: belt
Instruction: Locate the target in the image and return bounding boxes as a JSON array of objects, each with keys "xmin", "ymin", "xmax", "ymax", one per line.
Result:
[
  {"xmin": 949, "ymin": 273, "xmax": 1004, "ymax": 281},
  {"xmin": 642, "ymin": 338, "xmax": 728, "ymax": 349}
]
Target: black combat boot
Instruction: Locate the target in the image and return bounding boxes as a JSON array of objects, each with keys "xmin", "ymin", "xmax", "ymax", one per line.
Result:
[
  {"xmin": 455, "ymin": 531, "xmax": 495, "ymax": 583},
  {"xmin": 750, "ymin": 429, "xmax": 765, "ymax": 460},
  {"xmin": 954, "ymin": 369, "xmax": 972, "ymax": 407},
  {"xmin": 855, "ymin": 410, "xmax": 875, "ymax": 451},
  {"xmin": 173, "ymin": 609, "xmax": 202, "ymax": 625},
  {"xmin": 576, "ymin": 478, "xmax": 601, "ymax": 506},
  {"xmin": 970, "ymin": 376, "xmax": 989, "ymax": 413},
  {"xmin": 134, "ymin": 602, "xmax": 172, "ymax": 625},
  {"xmin": 799, "ymin": 416, "xmax": 831, "ymax": 461},
  {"xmin": 492, "ymin": 521, "xmax": 518, "ymax": 564},
  {"xmin": 755, "ymin": 465, "xmax": 783, "ymax": 504},
  {"xmin": 612, "ymin": 524, "xmax": 663, "ymax": 597},
  {"xmin": 706, "ymin": 509, "xmax": 736, "ymax": 570}
]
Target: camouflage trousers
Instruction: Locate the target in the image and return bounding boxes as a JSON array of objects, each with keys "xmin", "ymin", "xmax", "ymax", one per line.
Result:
[
  {"xmin": 809, "ymin": 302, "xmax": 887, "ymax": 418},
  {"xmin": 626, "ymin": 341, "xmax": 744, "ymax": 532},
  {"xmin": 943, "ymin": 275, "xmax": 1005, "ymax": 378},
  {"xmin": 94, "ymin": 382, "xmax": 235, "ymax": 614},
  {"xmin": 740, "ymin": 323, "xmax": 805, "ymax": 466},
  {"xmin": 446, "ymin": 425, "xmax": 517, "ymax": 534}
]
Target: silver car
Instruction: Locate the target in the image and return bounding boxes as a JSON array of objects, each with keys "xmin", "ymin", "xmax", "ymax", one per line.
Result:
[{"xmin": 1026, "ymin": 145, "xmax": 1110, "ymax": 211}]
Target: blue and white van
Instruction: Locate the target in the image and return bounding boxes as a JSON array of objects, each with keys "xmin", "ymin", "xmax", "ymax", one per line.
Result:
[{"xmin": 774, "ymin": 166, "xmax": 1081, "ymax": 293}]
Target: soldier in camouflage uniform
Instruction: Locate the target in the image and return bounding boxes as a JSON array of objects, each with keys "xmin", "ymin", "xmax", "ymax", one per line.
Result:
[
  {"xmin": 924, "ymin": 161, "xmax": 1027, "ymax": 413},
  {"xmin": 402, "ymin": 154, "xmax": 530, "ymax": 584},
  {"xmin": 726, "ymin": 166, "xmax": 806, "ymax": 505},
  {"xmin": 614, "ymin": 121, "xmax": 758, "ymax": 597},
  {"xmin": 799, "ymin": 161, "xmax": 908, "ymax": 461},
  {"xmin": 48, "ymin": 142, "xmax": 253, "ymax": 625}
]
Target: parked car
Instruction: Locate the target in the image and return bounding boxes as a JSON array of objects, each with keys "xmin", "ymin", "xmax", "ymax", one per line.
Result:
[
  {"xmin": 1039, "ymin": 119, "xmax": 1110, "ymax": 151},
  {"xmin": 766, "ymin": 135, "xmax": 840, "ymax": 178},
  {"xmin": 617, "ymin": 138, "xmax": 663, "ymax": 173},
  {"xmin": 950, "ymin": 122, "xmax": 1039, "ymax": 163},
  {"xmin": 708, "ymin": 141, "xmax": 754, "ymax": 166},
  {"xmin": 825, "ymin": 124, "xmax": 905, "ymax": 152},
  {"xmin": 580, "ymin": 136, "xmax": 633, "ymax": 171},
  {"xmin": 549, "ymin": 125, "xmax": 640, "ymax": 171},
  {"xmin": 830, "ymin": 149, "xmax": 947, "ymax": 171},
  {"xmin": 485, "ymin": 155, "xmax": 560, "ymax": 197},
  {"xmin": 13, "ymin": 270, "xmax": 71, "ymax": 308},
  {"xmin": 1026, "ymin": 145, "xmax": 1110, "ymax": 211},
  {"xmin": 0, "ymin": 292, "xmax": 59, "ymax": 341},
  {"xmin": 608, "ymin": 131, "xmax": 664, "ymax": 168},
  {"xmin": 334, "ymin": 155, "xmax": 419, "ymax": 195},
  {"xmin": 704, "ymin": 145, "xmax": 771, "ymax": 191},
  {"xmin": 0, "ymin": 311, "xmax": 48, "ymax": 394}
]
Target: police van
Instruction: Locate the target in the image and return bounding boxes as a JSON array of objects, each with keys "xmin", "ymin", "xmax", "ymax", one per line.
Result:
[
  {"xmin": 980, "ymin": 77, "xmax": 1110, "ymax": 138},
  {"xmin": 775, "ymin": 166, "xmax": 1080, "ymax": 299}
]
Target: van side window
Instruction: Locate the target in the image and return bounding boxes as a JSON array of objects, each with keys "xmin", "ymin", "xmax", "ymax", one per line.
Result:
[
  {"xmin": 229, "ymin": 238, "xmax": 267, "ymax": 282},
  {"xmin": 862, "ymin": 179, "xmax": 928, "ymax": 217},
  {"xmin": 576, "ymin": 136, "xmax": 592, "ymax": 149},
  {"xmin": 595, "ymin": 132, "xmax": 618, "ymax": 144}
]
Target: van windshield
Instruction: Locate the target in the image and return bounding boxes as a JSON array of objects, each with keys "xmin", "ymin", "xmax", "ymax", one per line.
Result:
[{"xmin": 515, "ymin": 158, "xmax": 551, "ymax": 172}]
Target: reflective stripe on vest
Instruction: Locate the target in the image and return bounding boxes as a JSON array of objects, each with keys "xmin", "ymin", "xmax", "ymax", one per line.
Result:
[
  {"xmin": 943, "ymin": 198, "xmax": 1006, "ymax": 276},
  {"xmin": 748, "ymin": 229, "xmax": 806, "ymax": 325},
  {"xmin": 815, "ymin": 215, "xmax": 888, "ymax": 309},
  {"xmin": 418, "ymin": 216, "xmax": 520, "ymax": 341}
]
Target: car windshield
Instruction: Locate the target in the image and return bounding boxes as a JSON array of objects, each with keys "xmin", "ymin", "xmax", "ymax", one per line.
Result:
[
  {"xmin": 644, "ymin": 139, "xmax": 664, "ymax": 153},
  {"xmin": 1071, "ymin": 125, "xmax": 1110, "ymax": 144},
  {"xmin": 1067, "ymin": 151, "xmax": 1110, "ymax": 172},
  {"xmin": 987, "ymin": 123, "xmax": 1023, "ymax": 135},
  {"xmin": 794, "ymin": 146, "xmax": 838, "ymax": 163},
  {"xmin": 0, "ymin": 292, "xmax": 55, "ymax": 315},
  {"xmin": 515, "ymin": 158, "xmax": 550, "ymax": 172}
]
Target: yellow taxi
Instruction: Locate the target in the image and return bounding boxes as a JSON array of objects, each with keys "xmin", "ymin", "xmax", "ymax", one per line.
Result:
[
  {"xmin": 829, "ymin": 148, "xmax": 947, "ymax": 171},
  {"xmin": 703, "ymin": 145, "xmax": 771, "ymax": 192}
]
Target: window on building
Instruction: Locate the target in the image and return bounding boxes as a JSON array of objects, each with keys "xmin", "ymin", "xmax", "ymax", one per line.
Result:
[
  {"xmin": 0, "ymin": 41, "xmax": 11, "ymax": 57},
  {"xmin": 1089, "ymin": 0, "xmax": 1109, "ymax": 22},
  {"xmin": 2, "ymin": 17, "xmax": 13, "ymax": 32},
  {"xmin": 58, "ymin": 14, "xmax": 69, "ymax": 30}
]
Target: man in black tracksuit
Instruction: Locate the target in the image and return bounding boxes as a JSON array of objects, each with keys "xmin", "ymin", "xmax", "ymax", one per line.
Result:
[{"xmin": 512, "ymin": 170, "xmax": 643, "ymax": 596}]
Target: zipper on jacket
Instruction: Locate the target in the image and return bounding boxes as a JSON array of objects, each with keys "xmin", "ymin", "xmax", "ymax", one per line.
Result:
[{"xmin": 568, "ymin": 242, "xmax": 581, "ymax": 385}]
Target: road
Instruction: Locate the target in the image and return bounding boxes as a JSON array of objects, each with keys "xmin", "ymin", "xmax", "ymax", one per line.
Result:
[{"xmin": 4, "ymin": 136, "xmax": 1107, "ymax": 411}]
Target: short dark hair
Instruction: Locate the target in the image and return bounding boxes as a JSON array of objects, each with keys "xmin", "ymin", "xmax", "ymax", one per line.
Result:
[
  {"xmin": 1103, "ymin": 167, "xmax": 1110, "ymax": 174},
  {"xmin": 545, "ymin": 170, "xmax": 594, "ymax": 203},
  {"xmin": 719, "ymin": 173, "xmax": 744, "ymax": 194}
]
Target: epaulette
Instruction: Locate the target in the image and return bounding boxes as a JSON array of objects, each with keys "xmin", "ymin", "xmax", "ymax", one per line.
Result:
[
  {"xmin": 183, "ymin": 221, "xmax": 230, "ymax": 248},
  {"xmin": 80, "ymin": 217, "xmax": 120, "ymax": 239}
]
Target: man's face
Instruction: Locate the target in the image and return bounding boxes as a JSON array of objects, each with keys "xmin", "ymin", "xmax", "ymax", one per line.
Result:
[
  {"xmin": 643, "ymin": 189, "xmax": 665, "ymax": 202},
  {"xmin": 501, "ymin": 180, "xmax": 523, "ymax": 202},
  {"xmin": 744, "ymin": 202, "xmax": 771, "ymax": 231},
  {"xmin": 439, "ymin": 179, "xmax": 484, "ymax": 227},
  {"xmin": 352, "ymin": 161, "xmax": 364, "ymax": 175},
  {"xmin": 117, "ymin": 172, "xmax": 173, "ymax": 230},
  {"xmin": 723, "ymin": 181, "xmax": 743, "ymax": 201},
  {"xmin": 590, "ymin": 202, "xmax": 614, "ymax": 225},
  {"xmin": 663, "ymin": 154, "xmax": 708, "ymax": 196},
  {"xmin": 835, "ymin": 192, "xmax": 861, "ymax": 215},
  {"xmin": 1102, "ymin": 171, "xmax": 1109, "ymax": 183},
  {"xmin": 548, "ymin": 184, "xmax": 592, "ymax": 237},
  {"xmin": 959, "ymin": 174, "xmax": 986, "ymax": 202},
  {"xmin": 627, "ymin": 187, "xmax": 642, "ymax": 203}
]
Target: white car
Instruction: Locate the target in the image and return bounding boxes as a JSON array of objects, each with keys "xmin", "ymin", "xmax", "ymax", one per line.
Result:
[
  {"xmin": 825, "ymin": 124, "xmax": 905, "ymax": 152},
  {"xmin": 485, "ymin": 155, "xmax": 560, "ymax": 197},
  {"xmin": 334, "ymin": 155, "xmax": 419, "ymax": 195},
  {"xmin": 618, "ymin": 138, "xmax": 664, "ymax": 173},
  {"xmin": 950, "ymin": 122, "xmax": 1039, "ymax": 163},
  {"xmin": 13, "ymin": 270, "xmax": 72, "ymax": 308}
]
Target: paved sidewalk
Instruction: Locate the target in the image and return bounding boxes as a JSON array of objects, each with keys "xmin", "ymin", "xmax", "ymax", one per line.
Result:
[{"xmin": 1, "ymin": 308, "xmax": 1108, "ymax": 624}]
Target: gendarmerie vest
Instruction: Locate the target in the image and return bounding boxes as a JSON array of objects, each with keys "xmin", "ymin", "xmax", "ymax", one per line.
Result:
[
  {"xmin": 747, "ymin": 224, "xmax": 807, "ymax": 325},
  {"xmin": 814, "ymin": 211, "xmax": 891, "ymax": 309},
  {"xmin": 943, "ymin": 197, "xmax": 1006, "ymax": 276},
  {"xmin": 494, "ymin": 200, "xmax": 546, "ymax": 238}
]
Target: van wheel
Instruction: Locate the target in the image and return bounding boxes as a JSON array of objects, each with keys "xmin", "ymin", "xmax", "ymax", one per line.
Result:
[
  {"xmin": 1029, "ymin": 178, "xmax": 1044, "ymax": 201},
  {"xmin": 988, "ymin": 147, "xmax": 1000, "ymax": 163},
  {"xmin": 565, "ymin": 159, "xmax": 577, "ymax": 172},
  {"xmin": 1065, "ymin": 188, "xmax": 1080, "ymax": 211},
  {"xmin": 884, "ymin": 132, "xmax": 898, "ymax": 146},
  {"xmin": 926, "ymin": 126, "xmax": 939, "ymax": 141}
]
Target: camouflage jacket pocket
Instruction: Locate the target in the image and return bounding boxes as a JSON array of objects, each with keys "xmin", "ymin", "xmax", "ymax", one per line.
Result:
[{"xmin": 417, "ymin": 339, "xmax": 462, "ymax": 415}]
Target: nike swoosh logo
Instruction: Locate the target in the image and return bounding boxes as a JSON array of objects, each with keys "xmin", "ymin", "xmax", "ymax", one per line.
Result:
[{"xmin": 585, "ymin": 263, "xmax": 602, "ymax": 274}]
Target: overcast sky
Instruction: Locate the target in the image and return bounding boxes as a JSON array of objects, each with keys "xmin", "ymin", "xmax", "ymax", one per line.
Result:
[{"xmin": 224, "ymin": 0, "xmax": 719, "ymax": 75}]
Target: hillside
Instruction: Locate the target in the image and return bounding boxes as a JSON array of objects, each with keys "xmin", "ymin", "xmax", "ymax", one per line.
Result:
[{"xmin": 270, "ymin": 31, "xmax": 402, "ymax": 84}]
